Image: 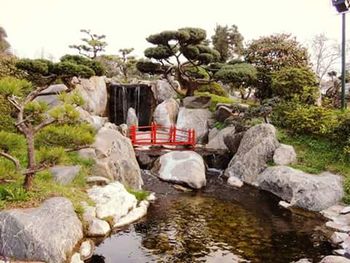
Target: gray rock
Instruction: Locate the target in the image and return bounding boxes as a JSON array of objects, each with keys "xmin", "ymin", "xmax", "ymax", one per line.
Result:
[
  {"xmin": 176, "ymin": 107, "xmax": 213, "ymax": 144},
  {"xmin": 0, "ymin": 197, "xmax": 83, "ymax": 263},
  {"xmin": 225, "ymin": 124, "xmax": 279, "ymax": 185},
  {"xmin": 331, "ymin": 232, "xmax": 349, "ymax": 245},
  {"xmin": 321, "ymin": 205, "xmax": 345, "ymax": 220},
  {"xmin": 87, "ymin": 218, "xmax": 110, "ymax": 237},
  {"xmin": 207, "ymin": 127, "xmax": 235, "ymax": 151},
  {"xmin": 151, "ymin": 79, "xmax": 178, "ymax": 103},
  {"xmin": 86, "ymin": 176, "xmax": 110, "ymax": 186},
  {"xmin": 227, "ymin": 176, "xmax": 243, "ymax": 188},
  {"xmin": 279, "ymin": 201, "xmax": 292, "ymax": 209},
  {"xmin": 35, "ymin": 84, "xmax": 68, "ymax": 108},
  {"xmin": 326, "ymin": 221, "xmax": 350, "ymax": 233},
  {"xmin": 79, "ymin": 240, "xmax": 94, "ymax": 260},
  {"xmin": 152, "ymin": 151, "xmax": 206, "ymax": 189},
  {"xmin": 153, "ymin": 98, "xmax": 179, "ymax": 127},
  {"xmin": 76, "ymin": 107, "xmax": 107, "ymax": 130},
  {"xmin": 50, "ymin": 165, "xmax": 81, "ymax": 185},
  {"xmin": 76, "ymin": 76, "xmax": 108, "ymax": 116},
  {"xmin": 77, "ymin": 148, "xmax": 96, "ymax": 159},
  {"xmin": 208, "ymin": 127, "xmax": 220, "ymax": 141},
  {"xmin": 273, "ymin": 144, "xmax": 297, "ymax": 165},
  {"xmin": 223, "ymin": 131, "xmax": 244, "ymax": 154},
  {"xmin": 183, "ymin": 96, "xmax": 211, "ymax": 109},
  {"xmin": 70, "ymin": 253, "xmax": 83, "ymax": 263},
  {"xmin": 215, "ymin": 106, "xmax": 233, "ymax": 122},
  {"xmin": 320, "ymin": 256, "xmax": 350, "ymax": 263},
  {"xmin": 258, "ymin": 166, "xmax": 344, "ymax": 211},
  {"xmin": 92, "ymin": 127, "xmax": 143, "ymax": 189},
  {"xmin": 293, "ymin": 259, "xmax": 311, "ymax": 263},
  {"xmin": 126, "ymin": 107, "xmax": 138, "ymax": 127},
  {"xmin": 341, "ymin": 206, "xmax": 350, "ymax": 215}
]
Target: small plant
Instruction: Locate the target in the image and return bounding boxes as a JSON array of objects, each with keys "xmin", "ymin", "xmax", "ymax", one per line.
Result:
[
  {"xmin": 214, "ymin": 121, "xmax": 226, "ymax": 130},
  {"xmin": 0, "ymin": 185, "xmax": 28, "ymax": 202},
  {"xmin": 126, "ymin": 187, "xmax": 150, "ymax": 202}
]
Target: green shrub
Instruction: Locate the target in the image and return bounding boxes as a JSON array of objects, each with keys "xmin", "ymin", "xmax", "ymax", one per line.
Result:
[
  {"xmin": 0, "ymin": 184, "xmax": 28, "ymax": 202},
  {"xmin": 36, "ymin": 147, "xmax": 68, "ymax": 166},
  {"xmin": 195, "ymin": 91, "xmax": 235, "ymax": 111},
  {"xmin": 0, "ymin": 95, "xmax": 16, "ymax": 132},
  {"xmin": 36, "ymin": 123, "xmax": 95, "ymax": 149},
  {"xmin": 272, "ymin": 102, "xmax": 339, "ymax": 136},
  {"xmin": 197, "ymin": 82, "xmax": 228, "ymax": 97}
]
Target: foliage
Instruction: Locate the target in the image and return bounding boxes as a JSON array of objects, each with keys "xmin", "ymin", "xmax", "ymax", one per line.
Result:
[
  {"xmin": 195, "ymin": 91, "xmax": 235, "ymax": 111},
  {"xmin": 69, "ymin": 29, "xmax": 107, "ymax": 59},
  {"xmin": 61, "ymin": 54, "xmax": 105, "ymax": 76},
  {"xmin": 214, "ymin": 121, "xmax": 227, "ymax": 130},
  {"xmin": 36, "ymin": 147, "xmax": 68, "ymax": 166},
  {"xmin": 0, "ymin": 56, "xmax": 25, "ymax": 79},
  {"xmin": 36, "ymin": 123, "xmax": 95, "ymax": 149},
  {"xmin": 272, "ymin": 102, "xmax": 340, "ymax": 136},
  {"xmin": 137, "ymin": 27, "xmax": 221, "ymax": 96},
  {"xmin": 271, "ymin": 66, "xmax": 319, "ymax": 104},
  {"xmin": 197, "ymin": 82, "xmax": 228, "ymax": 97},
  {"xmin": 126, "ymin": 187, "xmax": 149, "ymax": 202},
  {"xmin": 215, "ymin": 63, "xmax": 257, "ymax": 87},
  {"xmin": 211, "ymin": 24, "xmax": 244, "ymax": 62},
  {"xmin": 244, "ymin": 34, "xmax": 309, "ymax": 100},
  {"xmin": 0, "ymin": 76, "xmax": 32, "ymax": 96},
  {"xmin": 0, "ymin": 131, "xmax": 26, "ymax": 155},
  {"xmin": 97, "ymin": 48, "xmax": 139, "ymax": 81},
  {"xmin": 0, "ymin": 184, "xmax": 28, "ymax": 202},
  {"xmin": 0, "ymin": 26, "xmax": 10, "ymax": 54},
  {"xmin": 0, "ymin": 95, "xmax": 16, "ymax": 132}
]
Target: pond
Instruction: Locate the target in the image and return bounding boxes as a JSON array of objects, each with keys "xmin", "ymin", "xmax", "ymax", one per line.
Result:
[{"xmin": 90, "ymin": 171, "xmax": 332, "ymax": 263}]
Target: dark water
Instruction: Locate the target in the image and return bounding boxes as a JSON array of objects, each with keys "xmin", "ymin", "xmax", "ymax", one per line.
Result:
[{"xmin": 90, "ymin": 171, "xmax": 332, "ymax": 263}]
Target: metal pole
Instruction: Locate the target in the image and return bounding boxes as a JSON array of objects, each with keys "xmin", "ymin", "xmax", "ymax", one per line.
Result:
[{"xmin": 341, "ymin": 12, "xmax": 347, "ymax": 109}]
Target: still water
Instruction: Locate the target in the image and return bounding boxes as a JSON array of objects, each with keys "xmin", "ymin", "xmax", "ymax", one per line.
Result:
[{"xmin": 90, "ymin": 171, "xmax": 332, "ymax": 263}]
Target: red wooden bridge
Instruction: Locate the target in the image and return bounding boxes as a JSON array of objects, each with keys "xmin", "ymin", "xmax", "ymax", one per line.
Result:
[{"xmin": 129, "ymin": 123, "xmax": 196, "ymax": 147}]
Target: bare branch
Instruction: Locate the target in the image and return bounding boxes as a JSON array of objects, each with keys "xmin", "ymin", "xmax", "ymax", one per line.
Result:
[
  {"xmin": 34, "ymin": 117, "xmax": 56, "ymax": 133},
  {"xmin": 65, "ymin": 145, "xmax": 91, "ymax": 152},
  {"xmin": 0, "ymin": 151, "xmax": 21, "ymax": 171}
]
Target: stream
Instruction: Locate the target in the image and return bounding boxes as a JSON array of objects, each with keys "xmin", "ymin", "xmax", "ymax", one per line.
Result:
[{"xmin": 90, "ymin": 170, "xmax": 332, "ymax": 263}]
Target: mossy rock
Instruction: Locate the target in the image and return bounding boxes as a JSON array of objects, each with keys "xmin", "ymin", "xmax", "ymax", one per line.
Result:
[{"xmin": 197, "ymin": 82, "xmax": 228, "ymax": 97}]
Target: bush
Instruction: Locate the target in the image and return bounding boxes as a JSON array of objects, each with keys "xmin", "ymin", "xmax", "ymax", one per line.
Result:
[
  {"xmin": 36, "ymin": 147, "xmax": 68, "ymax": 166},
  {"xmin": 0, "ymin": 56, "xmax": 25, "ymax": 79},
  {"xmin": 272, "ymin": 102, "xmax": 339, "ymax": 136},
  {"xmin": 0, "ymin": 95, "xmax": 16, "ymax": 132},
  {"xmin": 197, "ymin": 82, "xmax": 228, "ymax": 97},
  {"xmin": 36, "ymin": 123, "xmax": 95, "ymax": 149}
]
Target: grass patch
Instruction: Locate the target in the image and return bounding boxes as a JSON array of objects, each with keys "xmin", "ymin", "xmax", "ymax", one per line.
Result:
[
  {"xmin": 126, "ymin": 187, "xmax": 150, "ymax": 202},
  {"xmin": 277, "ymin": 129, "xmax": 350, "ymax": 203},
  {"xmin": 195, "ymin": 91, "xmax": 236, "ymax": 111}
]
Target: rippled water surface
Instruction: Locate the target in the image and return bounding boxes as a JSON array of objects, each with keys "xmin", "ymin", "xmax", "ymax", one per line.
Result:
[{"xmin": 90, "ymin": 172, "xmax": 332, "ymax": 263}]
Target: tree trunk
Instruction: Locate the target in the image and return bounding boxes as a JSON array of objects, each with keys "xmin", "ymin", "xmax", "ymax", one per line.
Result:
[{"xmin": 24, "ymin": 131, "xmax": 36, "ymax": 190}]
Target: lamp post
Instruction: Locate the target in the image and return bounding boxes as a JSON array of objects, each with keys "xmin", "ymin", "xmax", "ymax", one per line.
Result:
[{"xmin": 332, "ymin": 0, "xmax": 349, "ymax": 109}]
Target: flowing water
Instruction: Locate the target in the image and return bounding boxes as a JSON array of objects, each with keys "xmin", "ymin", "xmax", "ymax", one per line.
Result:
[{"xmin": 90, "ymin": 171, "xmax": 332, "ymax": 263}]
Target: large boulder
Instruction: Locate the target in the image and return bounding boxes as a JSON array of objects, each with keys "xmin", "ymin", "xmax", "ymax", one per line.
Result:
[
  {"xmin": 257, "ymin": 166, "xmax": 343, "ymax": 211},
  {"xmin": 35, "ymin": 84, "xmax": 67, "ymax": 108},
  {"xmin": 87, "ymin": 182, "xmax": 137, "ymax": 222},
  {"xmin": 206, "ymin": 127, "xmax": 235, "ymax": 151},
  {"xmin": 224, "ymin": 124, "xmax": 279, "ymax": 185},
  {"xmin": 50, "ymin": 165, "xmax": 81, "ymax": 185},
  {"xmin": 152, "ymin": 151, "xmax": 206, "ymax": 189},
  {"xmin": 92, "ymin": 125, "xmax": 143, "ymax": 189},
  {"xmin": 176, "ymin": 107, "xmax": 213, "ymax": 144},
  {"xmin": 183, "ymin": 96, "xmax": 211, "ymax": 109},
  {"xmin": 320, "ymin": 256, "xmax": 350, "ymax": 263},
  {"xmin": 75, "ymin": 76, "xmax": 107, "ymax": 116},
  {"xmin": 223, "ymin": 131, "xmax": 244, "ymax": 154},
  {"xmin": 215, "ymin": 106, "xmax": 233, "ymax": 122},
  {"xmin": 153, "ymin": 98, "xmax": 179, "ymax": 127},
  {"xmin": 0, "ymin": 197, "xmax": 82, "ymax": 263},
  {"xmin": 151, "ymin": 79, "xmax": 178, "ymax": 103},
  {"xmin": 273, "ymin": 144, "xmax": 297, "ymax": 165},
  {"xmin": 76, "ymin": 107, "xmax": 107, "ymax": 131}
]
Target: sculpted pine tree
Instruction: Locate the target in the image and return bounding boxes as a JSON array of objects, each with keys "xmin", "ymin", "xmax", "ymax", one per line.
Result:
[
  {"xmin": 0, "ymin": 57, "xmax": 100, "ymax": 190},
  {"xmin": 211, "ymin": 24, "xmax": 244, "ymax": 62},
  {"xmin": 69, "ymin": 29, "xmax": 107, "ymax": 59},
  {"xmin": 245, "ymin": 34, "xmax": 309, "ymax": 100},
  {"xmin": 136, "ymin": 28, "xmax": 221, "ymax": 96}
]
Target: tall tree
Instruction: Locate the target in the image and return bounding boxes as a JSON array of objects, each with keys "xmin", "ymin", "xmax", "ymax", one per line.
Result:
[
  {"xmin": 136, "ymin": 28, "xmax": 220, "ymax": 96},
  {"xmin": 244, "ymin": 33, "xmax": 309, "ymax": 100},
  {"xmin": 0, "ymin": 57, "xmax": 101, "ymax": 190},
  {"xmin": 0, "ymin": 26, "xmax": 10, "ymax": 55},
  {"xmin": 69, "ymin": 29, "xmax": 107, "ymax": 59},
  {"xmin": 211, "ymin": 24, "xmax": 244, "ymax": 62},
  {"xmin": 309, "ymin": 33, "xmax": 340, "ymax": 82}
]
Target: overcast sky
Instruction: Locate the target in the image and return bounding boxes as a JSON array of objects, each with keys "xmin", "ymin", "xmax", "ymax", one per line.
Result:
[{"xmin": 0, "ymin": 0, "xmax": 347, "ymax": 60}]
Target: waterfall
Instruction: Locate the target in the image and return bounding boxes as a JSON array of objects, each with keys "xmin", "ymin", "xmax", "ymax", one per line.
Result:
[{"xmin": 134, "ymin": 85, "xmax": 141, "ymax": 120}]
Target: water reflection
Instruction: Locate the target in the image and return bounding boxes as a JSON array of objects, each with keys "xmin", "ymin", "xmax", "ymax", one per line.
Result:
[{"xmin": 91, "ymin": 173, "xmax": 332, "ymax": 263}]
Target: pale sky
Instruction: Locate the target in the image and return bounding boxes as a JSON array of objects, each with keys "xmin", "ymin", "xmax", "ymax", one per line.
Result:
[{"xmin": 0, "ymin": 0, "xmax": 347, "ymax": 60}]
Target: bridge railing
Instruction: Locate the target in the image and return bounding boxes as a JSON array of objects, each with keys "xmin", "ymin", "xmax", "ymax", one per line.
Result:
[{"xmin": 129, "ymin": 122, "xmax": 196, "ymax": 147}]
